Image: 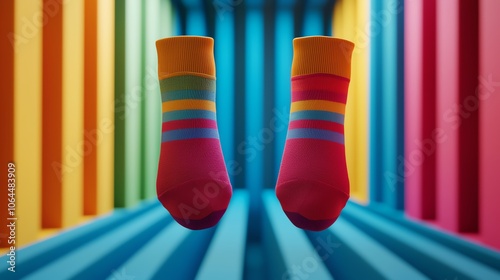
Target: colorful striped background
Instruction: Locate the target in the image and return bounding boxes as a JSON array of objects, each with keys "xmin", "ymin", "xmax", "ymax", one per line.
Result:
[{"xmin": 1, "ymin": 0, "xmax": 499, "ymax": 261}]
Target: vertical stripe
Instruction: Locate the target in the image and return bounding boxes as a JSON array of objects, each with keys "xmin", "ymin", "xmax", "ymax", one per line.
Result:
[
  {"xmin": 186, "ymin": 8, "xmax": 206, "ymax": 35},
  {"xmin": 42, "ymin": 0, "xmax": 63, "ymax": 228},
  {"xmin": 96, "ymin": 0, "xmax": 115, "ymax": 214},
  {"xmin": 14, "ymin": 0, "xmax": 42, "ymax": 245},
  {"xmin": 114, "ymin": 0, "xmax": 142, "ymax": 207},
  {"xmin": 369, "ymin": 0, "xmax": 405, "ymax": 209},
  {"xmin": 369, "ymin": 0, "xmax": 384, "ymax": 203},
  {"xmin": 479, "ymin": 0, "xmax": 500, "ymax": 251},
  {"xmin": 160, "ymin": 0, "xmax": 174, "ymax": 37},
  {"xmin": 263, "ymin": 0, "xmax": 276, "ymax": 188},
  {"xmin": 233, "ymin": 3, "xmax": 246, "ymax": 189},
  {"xmin": 353, "ymin": 0, "xmax": 369, "ymax": 203},
  {"xmin": 62, "ymin": 0, "xmax": 85, "ymax": 227},
  {"xmin": 274, "ymin": 9, "xmax": 293, "ymax": 181},
  {"xmin": 0, "ymin": 0, "xmax": 15, "ymax": 248},
  {"xmin": 404, "ymin": 0, "xmax": 436, "ymax": 220},
  {"xmin": 333, "ymin": 0, "xmax": 369, "ymax": 203},
  {"xmin": 381, "ymin": 0, "xmax": 405, "ymax": 210},
  {"xmin": 303, "ymin": 8, "xmax": 323, "ymax": 36},
  {"xmin": 245, "ymin": 8, "xmax": 264, "ymax": 239},
  {"xmin": 436, "ymin": 0, "xmax": 478, "ymax": 232},
  {"xmin": 84, "ymin": 0, "xmax": 98, "ymax": 215},
  {"xmin": 141, "ymin": 0, "xmax": 162, "ymax": 200},
  {"xmin": 215, "ymin": 7, "xmax": 235, "ymax": 183}
]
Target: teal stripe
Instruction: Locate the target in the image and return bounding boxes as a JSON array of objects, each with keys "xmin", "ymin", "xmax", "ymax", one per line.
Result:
[
  {"xmin": 161, "ymin": 90, "xmax": 215, "ymax": 102},
  {"xmin": 162, "ymin": 110, "xmax": 216, "ymax": 122},
  {"xmin": 290, "ymin": 110, "xmax": 345, "ymax": 124},
  {"xmin": 162, "ymin": 128, "xmax": 219, "ymax": 142}
]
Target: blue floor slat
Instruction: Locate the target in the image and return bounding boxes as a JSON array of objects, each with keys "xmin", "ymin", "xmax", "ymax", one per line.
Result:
[
  {"xmin": 342, "ymin": 203, "xmax": 500, "ymax": 280},
  {"xmin": 196, "ymin": 191, "xmax": 249, "ymax": 280},
  {"xmin": 106, "ymin": 221, "xmax": 191, "ymax": 280},
  {"xmin": 323, "ymin": 217, "xmax": 428, "ymax": 280},
  {"xmin": 0, "ymin": 199, "xmax": 158, "ymax": 279},
  {"xmin": 262, "ymin": 191, "xmax": 333, "ymax": 280},
  {"xmin": 3, "ymin": 191, "xmax": 500, "ymax": 280},
  {"xmin": 24, "ymin": 206, "xmax": 169, "ymax": 280},
  {"xmin": 360, "ymin": 201, "xmax": 500, "ymax": 270}
]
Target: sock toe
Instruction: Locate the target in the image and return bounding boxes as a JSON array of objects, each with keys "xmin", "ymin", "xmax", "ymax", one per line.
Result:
[
  {"xmin": 276, "ymin": 179, "xmax": 349, "ymax": 231},
  {"xmin": 171, "ymin": 209, "xmax": 227, "ymax": 230},
  {"xmin": 284, "ymin": 211, "xmax": 338, "ymax": 231},
  {"xmin": 157, "ymin": 178, "xmax": 232, "ymax": 230}
]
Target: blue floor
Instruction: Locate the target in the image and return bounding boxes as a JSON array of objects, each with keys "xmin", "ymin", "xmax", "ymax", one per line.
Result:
[{"xmin": 1, "ymin": 190, "xmax": 500, "ymax": 280}]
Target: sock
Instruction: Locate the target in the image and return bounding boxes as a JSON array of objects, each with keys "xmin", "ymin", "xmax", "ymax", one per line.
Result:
[
  {"xmin": 276, "ymin": 36, "xmax": 354, "ymax": 231},
  {"xmin": 155, "ymin": 36, "xmax": 232, "ymax": 230}
]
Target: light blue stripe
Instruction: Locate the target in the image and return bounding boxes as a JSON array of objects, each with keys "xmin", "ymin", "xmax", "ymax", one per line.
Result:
[
  {"xmin": 274, "ymin": 9, "xmax": 293, "ymax": 183},
  {"xmin": 162, "ymin": 128, "xmax": 219, "ymax": 142},
  {"xmin": 186, "ymin": 8, "xmax": 206, "ymax": 35},
  {"xmin": 287, "ymin": 128, "xmax": 344, "ymax": 144},
  {"xmin": 161, "ymin": 90, "xmax": 215, "ymax": 102},
  {"xmin": 215, "ymin": 11, "xmax": 235, "ymax": 184},
  {"xmin": 290, "ymin": 110, "xmax": 345, "ymax": 124},
  {"xmin": 303, "ymin": 7, "xmax": 323, "ymax": 36},
  {"xmin": 162, "ymin": 110, "xmax": 216, "ymax": 122}
]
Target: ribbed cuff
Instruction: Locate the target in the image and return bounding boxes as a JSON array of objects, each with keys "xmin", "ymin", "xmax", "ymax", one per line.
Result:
[
  {"xmin": 156, "ymin": 36, "xmax": 215, "ymax": 79},
  {"xmin": 292, "ymin": 36, "xmax": 355, "ymax": 79}
]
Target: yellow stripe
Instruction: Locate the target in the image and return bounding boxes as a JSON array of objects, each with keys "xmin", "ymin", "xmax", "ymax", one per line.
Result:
[
  {"xmin": 162, "ymin": 99, "xmax": 216, "ymax": 112},
  {"xmin": 96, "ymin": 0, "xmax": 115, "ymax": 215},
  {"xmin": 291, "ymin": 100, "xmax": 346, "ymax": 114},
  {"xmin": 62, "ymin": 0, "xmax": 85, "ymax": 227},
  {"xmin": 14, "ymin": 0, "xmax": 42, "ymax": 246},
  {"xmin": 334, "ymin": 0, "xmax": 369, "ymax": 203}
]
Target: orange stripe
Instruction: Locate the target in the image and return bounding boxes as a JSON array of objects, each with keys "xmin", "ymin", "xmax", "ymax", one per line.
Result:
[
  {"xmin": 0, "ymin": 0, "xmax": 15, "ymax": 248},
  {"xmin": 42, "ymin": 0, "xmax": 63, "ymax": 228},
  {"xmin": 84, "ymin": 0, "xmax": 98, "ymax": 215},
  {"xmin": 291, "ymin": 100, "xmax": 346, "ymax": 114}
]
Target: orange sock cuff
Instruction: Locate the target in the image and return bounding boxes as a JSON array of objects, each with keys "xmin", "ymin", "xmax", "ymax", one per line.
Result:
[
  {"xmin": 292, "ymin": 36, "xmax": 355, "ymax": 79},
  {"xmin": 156, "ymin": 36, "xmax": 215, "ymax": 80}
]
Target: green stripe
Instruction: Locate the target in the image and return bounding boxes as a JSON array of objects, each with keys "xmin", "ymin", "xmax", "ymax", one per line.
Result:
[
  {"xmin": 161, "ymin": 90, "xmax": 215, "ymax": 102},
  {"xmin": 159, "ymin": 75, "xmax": 216, "ymax": 91}
]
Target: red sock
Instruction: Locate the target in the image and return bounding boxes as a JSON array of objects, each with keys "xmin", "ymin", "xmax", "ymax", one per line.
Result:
[
  {"xmin": 155, "ymin": 36, "xmax": 232, "ymax": 230},
  {"xmin": 276, "ymin": 36, "xmax": 354, "ymax": 231}
]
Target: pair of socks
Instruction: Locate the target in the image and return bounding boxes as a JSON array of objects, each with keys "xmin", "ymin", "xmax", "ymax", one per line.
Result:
[{"xmin": 155, "ymin": 36, "xmax": 354, "ymax": 231}]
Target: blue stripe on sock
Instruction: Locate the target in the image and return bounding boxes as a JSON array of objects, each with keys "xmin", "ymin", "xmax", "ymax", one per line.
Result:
[
  {"xmin": 162, "ymin": 128, "xmax": 219, "ymax": 142},
  {"xmin": 161, "ymin": 90, "xmax": 215, "ymax": 102},
  {"xmin": 162, "ymin": 110, "xmax": 216, "ymax": 122},
  {"xmin": 290, "ymin": 110, "xmax": 344, "ymax": 124},
  {"xmin": 287, "ymin": 128, "xmax": 344, "ymax": 144}
]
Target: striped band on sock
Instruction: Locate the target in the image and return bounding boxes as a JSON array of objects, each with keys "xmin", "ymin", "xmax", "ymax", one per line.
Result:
[
  {"xmin": 161, "ymin": 75, "xmax": 219, "ymax": 143},
  {"xmin": 287, "ymin": 73, "xmax": 349, "ymax": 145}
]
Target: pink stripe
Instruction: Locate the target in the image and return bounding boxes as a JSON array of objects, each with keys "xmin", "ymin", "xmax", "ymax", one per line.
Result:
[
  {"xmin": 288, "ymin": 120, "xmax": 344, "ymax": 134},
  {"xmin": 292, "ymin": 73, "xmax": 350, "ymax": 93},
  {"xmin": 162, "ymin": 119, "xmax": 217, "ymax": 132},
  {"xmin": 292, "ymin": 90, "xmax": 347, "ymax": 103}
]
